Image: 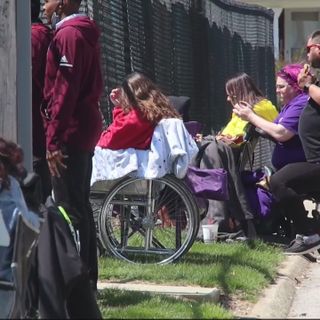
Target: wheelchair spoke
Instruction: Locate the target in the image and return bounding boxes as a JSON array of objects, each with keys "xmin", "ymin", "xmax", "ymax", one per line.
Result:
[{"xmin": 98, "ymin": 175, "xmax": 199, "ymax": 264}]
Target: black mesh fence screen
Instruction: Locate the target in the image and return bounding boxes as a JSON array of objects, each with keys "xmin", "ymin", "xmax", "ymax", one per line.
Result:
[
  {"xmin": 40, "ymin": 0, "xmax": 276, "ymax": 167},
  {"xmin": 75, "ymin": 0, "xmax": 276, "ymax": 131}
]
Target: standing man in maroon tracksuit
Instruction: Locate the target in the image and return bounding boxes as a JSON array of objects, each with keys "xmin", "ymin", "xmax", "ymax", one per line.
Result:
[
  {"xmin": 31, "ymin": 0, "xmax": 52, "ymax": 202},
  {"xmin": 42, "ymin": 0, "xmax": 103, "ymax": 290}
]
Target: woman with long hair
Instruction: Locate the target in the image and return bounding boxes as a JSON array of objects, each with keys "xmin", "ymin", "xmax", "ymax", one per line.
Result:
[
  {"xmin": 216, "ymin": 72, "xmax": 278, "ymax": 146},
  {"xmin": 198, "ymin": 72, "xmax": 278, "ymax": 238},
  {"xmin": 97, "ymin": 72, "xmax": 180, "ymax": 150}
]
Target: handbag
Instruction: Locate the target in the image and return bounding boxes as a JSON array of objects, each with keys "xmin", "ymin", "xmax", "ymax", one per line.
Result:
[{"xmin": 185, "ymin": 166, "xmax": 229, "ymax": 201}]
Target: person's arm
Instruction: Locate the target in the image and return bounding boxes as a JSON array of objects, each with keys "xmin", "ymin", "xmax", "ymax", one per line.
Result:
[
  {"xmin": 233, "ymin": 102, "xmax": 294, "ymax": 142},
  {"xmin": 298, "ymin": 67, "xmax": 320, "ymax": 105},
  {"xmin": 307, "ymin": 84, "xmax": 320, "ymax": 105},
  {"xmin": 45, "ymin": 29, "xmax": 83, "ymax": 177},
  {"xmin": 97, "ymin": 108, "xmax": 139, "ymax": 149},
  {"xmin": 46, "ymin": 29, "xmax": 83, "ymax": 152}
]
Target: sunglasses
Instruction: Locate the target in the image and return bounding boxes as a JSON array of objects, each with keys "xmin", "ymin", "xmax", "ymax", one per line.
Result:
[{"xmin": 306, "ymin": 44, "xmax": 320, "ymax": 53}]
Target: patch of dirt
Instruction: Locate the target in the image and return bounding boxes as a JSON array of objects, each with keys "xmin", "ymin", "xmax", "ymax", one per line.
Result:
[{"xmin": 220, "ymin": 293, "xmax": 255, "ymax": 318}]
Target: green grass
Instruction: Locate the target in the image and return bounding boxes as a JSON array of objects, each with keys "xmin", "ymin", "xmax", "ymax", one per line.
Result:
[
  {"xmin": 99, "ymin": 240, "xmax": 283, "ymax": 300},
  {"xmin": 98, "ymin": 289, "xmax": 234, "ymax": 319}
]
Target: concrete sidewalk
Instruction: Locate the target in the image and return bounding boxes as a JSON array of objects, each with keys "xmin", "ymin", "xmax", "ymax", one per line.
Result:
[
  {"xmin": 248, "ymin": 255, "xmax": 310, "ymax": 318},
  {"xmin": 288, "ymin": 256, "xmax": 320, "ymax": 318}
]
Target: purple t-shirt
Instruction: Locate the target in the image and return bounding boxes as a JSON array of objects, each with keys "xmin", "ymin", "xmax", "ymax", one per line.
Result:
[{"xmin": 272, "ymin": 93, "xmax": 308, "ymax": 170}]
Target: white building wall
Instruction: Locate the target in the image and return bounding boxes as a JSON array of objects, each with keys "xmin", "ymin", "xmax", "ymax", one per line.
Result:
[
  {"xmin": 272, "ymin": 8, "xmax": 283, "ymax": 60},
  {"xmin": 284, "ymin": 8, "xmax": 320, "ymax": 62}
]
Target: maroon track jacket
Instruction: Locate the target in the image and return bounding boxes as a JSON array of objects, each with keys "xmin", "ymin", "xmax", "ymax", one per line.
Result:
[
  {"xmin": 32, "ymin": 22, "xmax": 52, "ymax": 158},
  {"xmin": 43, "ymin": 15, "xmax": 103, "ymax": 152}
]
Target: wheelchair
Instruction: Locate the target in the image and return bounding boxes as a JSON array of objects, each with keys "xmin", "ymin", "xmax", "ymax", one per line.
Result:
[
  {"xmin": 91, "ymin": 174, "xmax": 200, "ymax": 264},
  {"xmin": 90, "ymin": 117, "xmax": 202, "ymax": 264}
]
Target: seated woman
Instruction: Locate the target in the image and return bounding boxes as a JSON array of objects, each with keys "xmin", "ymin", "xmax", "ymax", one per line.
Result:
[
  {"xmin": 97, "ymin": 72, "xmax": 181, "ymax": 150},
  {"xmin": 233, "ymin": 63, "xmax": 308, "ymax": 171},
  {"xmin": 198, "ymin": 73, "xmax": 278, "ymax": 238},
  {"xmin": 93, "ymin": 73, "xmax": 198, "ymax": 184}
]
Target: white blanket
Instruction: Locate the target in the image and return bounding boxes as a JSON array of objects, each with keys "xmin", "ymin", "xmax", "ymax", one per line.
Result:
[{"xmin": 91, "ymin": 118, "xmax": 198, "ymax": 186}]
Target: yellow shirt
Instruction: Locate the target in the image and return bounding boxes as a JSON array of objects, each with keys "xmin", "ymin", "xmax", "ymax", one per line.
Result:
[{"xmin": 221, "ymin": 99, "xmax": 278, "ymax": 138}]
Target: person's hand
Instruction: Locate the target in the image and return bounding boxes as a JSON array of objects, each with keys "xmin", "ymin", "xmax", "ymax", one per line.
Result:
[
  {"xmin": 232, "ymin": 101, "xmax": 253, "ymax": 121},
  {"xmin": 217, "ymin": 134, "xmax": 235, "ymax": 146},
  {"xmin": 46, "ymin": 149, "xmax": 67, "ymax": 178},
  {"xmin": 220, "ymin": 135, "xmax": 235, "ymax": 145},
  {"xmin": 109, "ymin": 88, "xmax": 121, "ymax": 106},
  {"xmin": 297, "ymin": 64, "xmax": 315, "ymax": 90}
]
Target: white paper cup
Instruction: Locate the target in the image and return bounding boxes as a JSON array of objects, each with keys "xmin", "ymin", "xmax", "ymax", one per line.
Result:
[{"xmin": 202, "ymin": 224, "xmax": 219, "ymax": 243}]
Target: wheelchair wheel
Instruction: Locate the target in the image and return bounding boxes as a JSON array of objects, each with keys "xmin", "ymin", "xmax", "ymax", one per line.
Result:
[{"xmin": 98, "ymin": 175, "xmax": 199, "ymax": 264}]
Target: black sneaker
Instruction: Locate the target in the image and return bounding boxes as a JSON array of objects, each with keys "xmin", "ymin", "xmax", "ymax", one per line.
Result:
[{"xmin": 284, "ymin": 234, "xmax": 320, "ymax": 255}]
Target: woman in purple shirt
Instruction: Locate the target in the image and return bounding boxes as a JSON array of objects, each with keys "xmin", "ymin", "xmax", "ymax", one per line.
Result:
[{"xmin": 233, "ymin": 63, "xmax": 308, "ymax": 170}]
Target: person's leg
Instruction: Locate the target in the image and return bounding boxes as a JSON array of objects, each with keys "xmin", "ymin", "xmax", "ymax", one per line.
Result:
[
  {"xmin": 51, "ymin": 150, "xmax": 98, "ymax": 285},
  {"xmin": 84, "ymin": 152, "xmax": 98, "ymax": 287},
  {"xmin": 66, "ymin": 276, "xmax": 102, "ymax": 319},
  {"xmin": 198, "ymin": 140, "xmax": 227, "ymax": 235},
  {"xmin": 199, "ymin": 140, "xmax": 256, "ymax": 237},
  {"xmin": 223, "ymin": 144, "xmax": 255, "ymax": 221},
  {"xmin": 270, "ymin": 162, "xmax": 320, "ymax": 235},
  {"xmin": 219, "ymin": 142, "xmax": 257, "ymax": 238},
  {"xmin": 204, "ymin": 141, "xmax": 253, "ymax": 221},
  {"xmin": 67, "ymin": 152, "xmax": 97, "ymax": 286}
]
